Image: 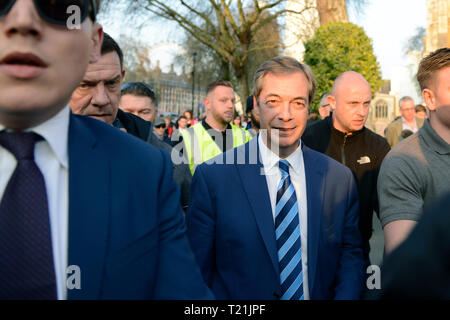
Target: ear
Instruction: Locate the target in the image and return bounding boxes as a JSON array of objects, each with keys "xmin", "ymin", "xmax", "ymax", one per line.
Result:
[
  {"xmin": 328, "ymin": 95, "xmax": 337, "ymax": 111},
  {"xmin": 121, "ymin": 69, "xmax": 126, "ymax": 81},
  {"xmin": 204, "ymin": 97, "xmax": 210, "ymax": 111},
  {"xmin": 89, "ymin": 24, "xmax": 103, "ymax": 64},
  {"xmin": 422, "ymin": 88, "xmax": 436, "ymax": 111}
]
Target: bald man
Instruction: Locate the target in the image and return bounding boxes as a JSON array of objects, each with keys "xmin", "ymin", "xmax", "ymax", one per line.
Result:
[{"xmin": 302, "ymin": 71, "xmax": 390, "ymax": 264}]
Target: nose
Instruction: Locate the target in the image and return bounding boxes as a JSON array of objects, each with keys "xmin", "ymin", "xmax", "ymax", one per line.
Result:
[
  {"xmin": 278, "ymin": 101, "xmax": 293, "ymax": 121},
  {"xmin": 2, "ymin": 0, "xmax": 43, "ymax": 39},
  {"xmin": 91, "ymin": 84, "xmax": 110, "ymax": 107},
  {"xmin": 228, "ymin": 99, "xmax": 235, "ymax": 110},
  {"xmin": 356, "ymin": 103, "xmax": 368, "ymax": 117}
]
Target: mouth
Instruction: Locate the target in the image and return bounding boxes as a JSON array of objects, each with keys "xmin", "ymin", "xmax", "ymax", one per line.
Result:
[
  {"xmin": 88, "ymin": 114, "xmax": 113, "ymax": 123},
  {"xmin": 90, "ymin": 114, "xmax": 112, "ymax": 118},
  {"xmin": 0, "ymin": 52, "xmax": 48, "ymax": 79},
  {"xmin": 274, "ymin": 127, "xmax": 296, "ymax": 135}
]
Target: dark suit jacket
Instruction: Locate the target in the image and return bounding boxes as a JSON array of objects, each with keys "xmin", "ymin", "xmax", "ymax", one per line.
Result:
[
  {"xmin": 66, "ymin": 113, "xmax": 212, "ymax": 299},
  {"xmin": 186, "ymin": 137, "xmax": 366, "ymax": 300},
  {"xmin": 116, "ymin": 109, "xmax": 191, "ymax": 209}
]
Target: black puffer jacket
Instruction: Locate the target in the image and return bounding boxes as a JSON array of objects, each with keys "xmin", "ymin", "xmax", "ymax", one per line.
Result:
[{"xmin": 302, "ymin": 115, "xmax": 390, "ymax": 257}]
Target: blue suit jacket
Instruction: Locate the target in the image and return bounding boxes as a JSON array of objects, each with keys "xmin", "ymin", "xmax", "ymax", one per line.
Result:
[
  {"xmin": 65, "ymin": 114, "xmax": 212, "ymax": 299},
  {"xmin": 186, "ymin": 137, "xmax": 365, "ymax": 300}
]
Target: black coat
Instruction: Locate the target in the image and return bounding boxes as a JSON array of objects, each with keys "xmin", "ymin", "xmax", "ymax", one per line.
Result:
[
  {"xmin": 116, "ymin": 109, "xmax": 192, "ymax": 210},
  {"xmin": 302, "ymin": 115, "xmax": 390, "ymax": 259}
]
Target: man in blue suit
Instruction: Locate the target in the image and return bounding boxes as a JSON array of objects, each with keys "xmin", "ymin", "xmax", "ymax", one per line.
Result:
[
  {"xmin": 186, "ymin": 56, "xmax": 365, "ymax": 300},
  {"xmin": 0, "ymin": 0, "xmax": 211, "ymax": 300}
]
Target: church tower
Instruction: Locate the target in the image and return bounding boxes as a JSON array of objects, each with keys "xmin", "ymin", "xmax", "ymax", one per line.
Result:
[{"xmin": 424, "ymin": 0, "xmax": 450, "ymax": 56}]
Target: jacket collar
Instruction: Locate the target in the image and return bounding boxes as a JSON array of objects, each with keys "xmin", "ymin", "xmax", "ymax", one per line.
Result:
[
  {"xmin": 327, "ymin": 113, "xmax": 365, "ymax": 142},
  {"xmin": 420, "ymin": 119, "xmax": 450, "ymax": 155}
]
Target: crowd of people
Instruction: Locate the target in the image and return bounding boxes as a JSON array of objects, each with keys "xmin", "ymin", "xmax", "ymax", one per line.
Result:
[{"xmin": 0, "ymin": 0, "xmax": 449, "ymax": 300}]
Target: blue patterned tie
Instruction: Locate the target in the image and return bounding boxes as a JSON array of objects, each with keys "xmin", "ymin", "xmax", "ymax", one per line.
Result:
[
  {"xmin": 0, "ymin": 131, "xmax": 57, "ymax": 299},
  {"xmin": 275, "ymin": 160, "xmax": 303, "ymax": 300}
]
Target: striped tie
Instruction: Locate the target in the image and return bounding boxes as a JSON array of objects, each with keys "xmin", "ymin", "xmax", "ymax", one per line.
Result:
[{"xmin": 275, "ymin": 160, "xmax": 303, "ymax": 300}]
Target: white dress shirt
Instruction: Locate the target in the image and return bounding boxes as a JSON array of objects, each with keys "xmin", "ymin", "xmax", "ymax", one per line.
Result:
[
  {"xmin": 402, "ymin": 116, "xmax": 419, "ymax": 133},
  {"xmin": 258, "ymin": 134, "xmax": 310, "ymax": 300},
  {"xmin": 0, "ymin": 105, "xmax": 69, "ymax": 300}
]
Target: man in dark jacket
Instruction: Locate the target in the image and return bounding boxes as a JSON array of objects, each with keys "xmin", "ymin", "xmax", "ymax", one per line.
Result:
[
  {"xmin": 302, "ymin": 71, "xmax": 390, "ymax": 263},
  {"xmin": 69, "ymin": 33, "xmax": 191, "ymax": 210}
]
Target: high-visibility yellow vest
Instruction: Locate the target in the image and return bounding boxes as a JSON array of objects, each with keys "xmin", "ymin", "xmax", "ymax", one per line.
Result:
[{"xmin": 181, "ymin": 122, "xmax": 252, "ymax": 175}]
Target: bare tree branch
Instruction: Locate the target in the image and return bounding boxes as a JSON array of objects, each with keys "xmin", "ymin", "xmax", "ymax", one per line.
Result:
[{"xmin": 109, "ymin": 0, "xmax": 313, "ymax": 99}]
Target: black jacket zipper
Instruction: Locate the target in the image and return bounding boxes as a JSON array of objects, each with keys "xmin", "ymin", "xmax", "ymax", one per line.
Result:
[{"xmin": 341, "ymin": 134, "xmax": 348, "ymax": 166}]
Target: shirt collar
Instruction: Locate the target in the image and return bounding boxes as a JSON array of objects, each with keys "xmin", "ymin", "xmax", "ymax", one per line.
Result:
[
  {"xmin": 420, "ymin": 119, "xmax": 450, "ymax": 155},
  {"xmin": 258, "ymin": 133, "xmax": 304, "ymax": 174},
  {"xmin": 202, "ymin": 118, "xmax": 231, "ymax": 132},
  {"xmin": 402, "ymin": 116, "xmax": 417, "ymax": 128},
  {"xmin": 0, "ymin": 105, "xmax": 70, "ymax": 168}
]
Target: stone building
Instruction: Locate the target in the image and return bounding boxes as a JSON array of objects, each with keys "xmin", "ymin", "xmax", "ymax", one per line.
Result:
[
  {"xmin": 367, "ymin": 80, "xmax": 397, "ymax": 136},
  {"xmin": 423, "ymin": 0, "xmax": 450, "ymax": 56},
  {"xmin": 147, "ymin": 62, "xmax": 205, "ymax": 118}
]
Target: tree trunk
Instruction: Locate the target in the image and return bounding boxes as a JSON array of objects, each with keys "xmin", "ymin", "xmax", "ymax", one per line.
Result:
[
  {"xmin": 316, "ymin": 0, "xmax": 348, "ymax": 25},
  {"xmin": 235, "ymin": 67, "xmax": 250, "ymax": 114},
  {"xmin": 219, "ymin": 60, "xmax": 231, "ymax": 81}
]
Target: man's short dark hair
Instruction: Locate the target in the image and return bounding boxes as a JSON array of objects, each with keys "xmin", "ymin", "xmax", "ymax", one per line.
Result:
[
  {"xmin": 417, "ymin": 47, "xmax": 450, "ymax": 91},
  {"xmin": 246, "ymin": 95, "xmax": 254, "ymax": 114},
  {"xmin": 415, "ymin": 104, "xmax": 427, "ymax": 113},
  {"xmin": 206, "ymin": 80, "xmax": 233, "ymax": 95},
  {"xmin": 101, "ymin": 32, "xmax": 124, "ymax": 70},
  {"xmin": 121, "ymin": 82, "xmax": 157, "ymax": 105},
  {"xmin": 400, "ymin": 129, "xmax": 414, "ymax": 140}
]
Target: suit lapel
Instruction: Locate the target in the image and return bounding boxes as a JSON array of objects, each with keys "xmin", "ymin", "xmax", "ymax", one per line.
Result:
[
  {"xmin": 303, "ymin": 146, "xmax": 324, "ymax": 294},
  {"xmin": 236, "ymin": 138, "xmax": 279, "ymax": 277},
  {"xmin": 67, "ymin": 115, "xmax": 110, "ymax": 300}
]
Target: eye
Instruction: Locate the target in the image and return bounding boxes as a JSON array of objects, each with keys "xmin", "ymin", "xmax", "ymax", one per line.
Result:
[
  {"xmin": 292, "ymin": 101, "xmax": 306, "ymax": 109},
  {"xmin": 106, "ymin": 81, "xmax": 118, "ymax": 88},
  {"xmin": 266, "ymin": 99, "xmax": 279, "ymax": 106},
  {"xmin": 79, "ymin": 83, "xmax": 90, "ymax": 89}
]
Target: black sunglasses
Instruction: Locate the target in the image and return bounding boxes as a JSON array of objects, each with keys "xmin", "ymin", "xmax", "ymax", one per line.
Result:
[{"xmin": 0, "ymin": 0, "xmax": 96, "ymax": 26}]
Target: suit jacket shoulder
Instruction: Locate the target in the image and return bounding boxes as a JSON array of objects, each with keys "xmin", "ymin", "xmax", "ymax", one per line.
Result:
[{"xmin": 68, "ymin": 114, "xmax": 211, "ymax": 299}]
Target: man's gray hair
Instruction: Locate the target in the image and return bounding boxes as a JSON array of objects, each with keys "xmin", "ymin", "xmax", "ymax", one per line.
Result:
[
  {"xmin": 252, "ymin": 56, "xmax": 316, "ymax": 106},
  {"xmin": 319, "ymin": 92, "xmax": 331, "ymax": 107},
  {"xmin": 399, "ymin": 96, "xmax": 414, "ymax": 109}
]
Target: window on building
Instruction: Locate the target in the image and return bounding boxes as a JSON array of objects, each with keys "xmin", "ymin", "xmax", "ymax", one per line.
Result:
[{"xmin": 375, "ymin": 100, "xmax": 388, "ymax": 119}]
